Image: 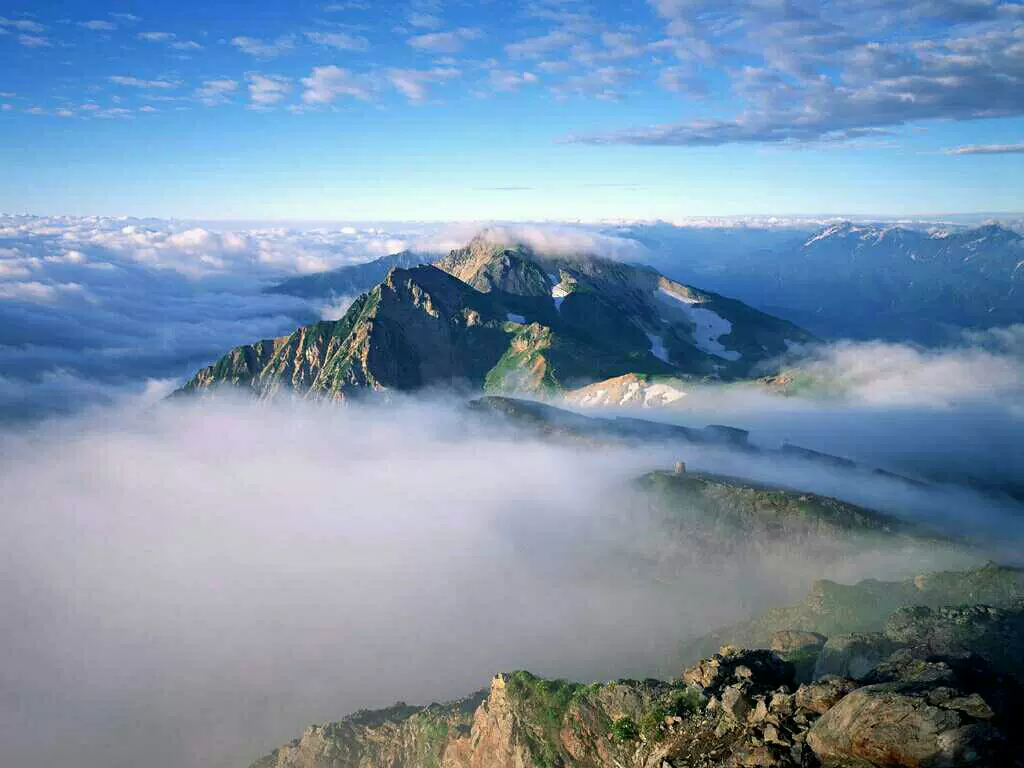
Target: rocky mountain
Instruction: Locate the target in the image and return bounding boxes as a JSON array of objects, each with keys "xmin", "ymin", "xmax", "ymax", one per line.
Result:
[
  {"xmin": 179, "ymin": 234, "xmax": 811, "ymax": 400},
  {"xmin": 643, "ymin": 222, "xmax": 1024, "ymax": 343},
  {"xmin": 265, "ymin": 250, "xmax": 429, "ymax": 299},
  {"xmin": 247, "ymin": 565, "xmax": 1024, "ymax": 768},
  {"xmin": 563, "ymin": 372, "xmax": 691, "ymax": 408},
  {"xmin": 682, "ymin": 562, "xmax": 1024, "ymax": 663},
  {"xmin": 635, "ymin": 469, "xmax": 933, "ymax": 555}
]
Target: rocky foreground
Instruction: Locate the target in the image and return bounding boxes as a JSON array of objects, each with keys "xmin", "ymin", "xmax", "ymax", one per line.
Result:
[{"xmin": 248, "ymin": 565, "xmax": 1024, "ymax": 768}]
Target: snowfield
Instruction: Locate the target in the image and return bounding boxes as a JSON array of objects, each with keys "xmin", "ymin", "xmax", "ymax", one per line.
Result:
[{"xmin": 657, "ymin": 287, "xmax": 742, "ymax": 361}]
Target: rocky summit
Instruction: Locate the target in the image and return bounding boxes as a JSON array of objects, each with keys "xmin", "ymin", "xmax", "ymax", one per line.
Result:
[
  {"xmin": 178, "ymin": 234, "xmax": 811, "ymax": 400},
  {"xmin": 247, "ymin": 580, "xmax": 1024, "ymax": 768}
]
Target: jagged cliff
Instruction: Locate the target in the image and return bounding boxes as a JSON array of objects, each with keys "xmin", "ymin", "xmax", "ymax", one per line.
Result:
[{"xmin": 248, "ymin": 567, "xmax": 1024, "ymax": 768}]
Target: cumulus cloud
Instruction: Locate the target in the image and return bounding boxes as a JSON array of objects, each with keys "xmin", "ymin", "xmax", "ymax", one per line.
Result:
[
  {"xmin": 407, "ymin": 26, "xmax": 482, "ymax": 53},
  {"xmin": 387, "ymin": 66, "xmax": 460, "ymax": 101},
  {"xmin": 0, "ymin": 216, "xmax": 445, "ymax": 415},
  {"xmin": 0, "ymin": 16, "xmax": 45, "ymax": 33},
  {"xmin": 195, "ymin": 78, "xmax": 238, "ymax": 105},
  {"xmin": 230, "ymin": 35, "xmax": 295, "ymax": 58},
  {"xmin": 489, "ymin": 69, "xmax": 539, "ymax": 92},
  {"xmin": 568, "ymin": 0, "xmax": 1024, "ymax": 147},
  {"xmin": 137, "ymin": 30, "xmax": 202, "ymax": 50},
  {"xmin": 79, "ymin": 20, "xmax": 117, "ymax": 31},
  {"xmin": 18, "ymin": 33, "xmax": 51, "ymax": 47},
  {"xmin": 300, "ymin": 65, "xmax": 371, "ymax": 104},
  {"xmin": 506, "ymin": 29, "xmax": 577, "ymax": 58},
  {"xmin": 304, "ymin": 30, "xmax": 370, "ymax": 51},
  {"xmin": 781, "ymin": 336, "xmax": 1024, "ymax": 408},
  {"xmin": 108, "ymin": 75, "xmax": 180, "ymax": 89},
  {"xmin": 247, "ymin": 74, "xmax": 292, "ymax": 106},
  {"xmin": 0, "ymin": 394, "xmax": 980, "ymax": 768},
  {"xmin": 407, "ymin": 11, "xmax": 442, "ymax": 29}
]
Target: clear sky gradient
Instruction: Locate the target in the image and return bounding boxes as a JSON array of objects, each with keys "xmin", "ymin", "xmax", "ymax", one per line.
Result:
[{"xmin": 2, "ymin": 0, "xmax": 1023, "ymax": 219}]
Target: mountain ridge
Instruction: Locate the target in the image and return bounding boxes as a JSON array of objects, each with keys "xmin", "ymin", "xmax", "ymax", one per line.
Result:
[{"xmin": 179, "ymin": 235, "xmax": 812, "ymax": 400}]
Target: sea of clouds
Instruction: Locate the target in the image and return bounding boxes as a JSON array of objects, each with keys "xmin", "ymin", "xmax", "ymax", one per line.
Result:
[{"xmin": 1, "ymin": 215, "xmax": 1023, "ymax": 768}]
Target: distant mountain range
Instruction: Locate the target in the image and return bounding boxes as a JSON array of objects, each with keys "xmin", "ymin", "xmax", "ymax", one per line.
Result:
[
  {"xmin": 266, "ymin": 250, "xmax": 426, "ymax": 299},
  {"xmin": 631, "ymin": 222, "xmax": 1023, "ymax": 343},
  {"xmin": 180, "ymin": 233, "xmax": 810, "ymax": 400}
]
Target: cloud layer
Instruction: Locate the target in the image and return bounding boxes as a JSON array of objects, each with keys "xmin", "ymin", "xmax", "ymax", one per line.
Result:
[
  {"xmin": 0, "ymin": 394, "xmax": 982, "ymax": 768},
  {"xmin": 0, "ymin": 216, "xmax": 442, "ymax": 417}
]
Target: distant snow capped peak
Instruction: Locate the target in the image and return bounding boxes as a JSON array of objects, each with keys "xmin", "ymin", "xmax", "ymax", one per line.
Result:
[{"xmin": 803, "ymin": 221, "xmax": 866, "ymax": 246}]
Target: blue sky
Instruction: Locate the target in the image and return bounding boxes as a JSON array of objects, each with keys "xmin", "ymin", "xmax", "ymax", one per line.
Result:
[{"xmin": 1, "ymin": 0, "xmax": 1023, "ymax": 219}]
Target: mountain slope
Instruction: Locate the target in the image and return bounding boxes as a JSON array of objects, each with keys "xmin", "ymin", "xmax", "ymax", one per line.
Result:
[
  {"xmin": 265, "ymin": 251, "xmax": 429, "ymax": 299},
  {"xmin": 180, "ymin": 234, "xmax": 812, "ymax": 399},
  {"xmin": 643, "ymin": 222, "xmax": 1024, "ymax": 343}
]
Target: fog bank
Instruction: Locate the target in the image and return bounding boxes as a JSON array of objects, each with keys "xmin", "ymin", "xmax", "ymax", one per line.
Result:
[{"xmin": 0, "ymin": 395, "xmax": 973, "ymax": 768}]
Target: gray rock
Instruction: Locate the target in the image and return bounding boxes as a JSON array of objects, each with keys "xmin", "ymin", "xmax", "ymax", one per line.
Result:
[
  {"xmin": 807, "ymin": 681, "xmax": 1007, "ymax": 767},
  {"xmin": 883, "ymin": 604, "xmax": 1024, "ymax": 682},
  {"xmin": 683, "ymin": 646, "xmax": 796, "ymax": 698},
  {"xmin": 793, "ymin": 675, "xmax": 858, "ymax": 715}
]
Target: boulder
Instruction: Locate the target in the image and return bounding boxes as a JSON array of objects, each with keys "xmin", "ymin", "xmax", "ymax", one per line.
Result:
[
  {"xmin": 683, "ymin": 647, "xmax": 796, "ymax": 697},
  {"xmin": 808, "ymin": 654, "xmax": 1024, "ymax": 768},
  {"xmin": 793, "ymin": 676, "xmax": 858, "ymax": 715},
  {"xmin": 807, "ymin": 682, "xmax": 1007, "ymax": 767}
]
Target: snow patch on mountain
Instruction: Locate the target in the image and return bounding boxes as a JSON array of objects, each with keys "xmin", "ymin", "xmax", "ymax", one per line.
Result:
[
  {"xmin": 550, "ymin": 276, "xmax": 569, "ymax": 311},
  {"xmin": 646, "ymin": 332, "xmax": 670, "ymax": 363},
  {"xmin": 657, "ymin": 287, "xmax": 742, "ymax": 361}
]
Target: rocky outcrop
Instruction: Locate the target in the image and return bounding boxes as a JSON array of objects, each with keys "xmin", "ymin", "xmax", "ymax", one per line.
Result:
[
  {"xmin": 807, "ymin": 654, "xmax": 1023, "ymax": 767},
  {"xmin": 637, "ymin": 471, "xmax": 929, "ymax": 559},
  {"xmin": 247, "ymin": 611, "xmax": 1024, "ymax": 768},
  {"xmin": 683, "ymin": 564, "xmax": 1024, "ymax": 663}
]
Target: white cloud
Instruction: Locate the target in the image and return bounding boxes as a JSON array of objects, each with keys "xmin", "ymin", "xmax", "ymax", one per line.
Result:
[
  {"xmin": 247, "ymin": 73, "xmax": 291, "ymax": 106},
  {"xmin": 785, "ymin": 338, "xmax": 1024, "ymax": 408},
  {"xmin": 195, "ymin": 78, "xmax": 239, "ymax": 106},
  {"xmin": 0, "ymin": 215, "xmax": 448, "ymax": 414},
  {"xmin": 0, "ymin": 281, "xmax": 85, "ymax": 303},
  {"xmin": 300, "ymin": 65, "xmax": 371, "ymax": 104},
  {"xmin": 569, "ymin": 0, "xmax": 1024, "ymax": 147},
  {"xmin": 506, "ymin": 29, "xmax": 576, "ymax": 58},
  {"xmin": 108, "ymin": 75, "xmax": 180, "ymax": 89},
  {"xmin": 304, "ymin": 30, "xmax": 370, "ymax": 51},
  {"xmin": 79, "ymin": 20, "xmax": 117, "ymax": 31},
  {"xmin": 945, "ymin": 143, "xmax": 1024, "ymax": 155},
  {"xmin": 387, "ymin": 66, "xmax": 459, "ymax": 101},
  {"xmin": 231, "ymin": 35, "xmax": 295, "ymax": 58},
  {"xmin": 137, "ymin": 31, "xmax": 174, "ymax": 42},
  {"xmin": 137, "ymin": 31, "xmax": 202, "ymax": 50},
  {"xmin": 110, "ymin": 13, "xmax": 141, "ymax": 23},
  {"xmin": 18, "ymin": 34, "xmax": 51, "ymax": 47},
  {"xmin": 0, "ymin": 16, "xmax": 45, "ymax": 33},
  {"xmin": 489, "ymin": 69, "xmax": 539, "ymax": 91},
  {"xmin": 407, "ymin": 26, "xmax": 482, "ymax": 53},
  {"xmin": 407, "ymin": 12, "xmax": 442, "ymax": 29}
]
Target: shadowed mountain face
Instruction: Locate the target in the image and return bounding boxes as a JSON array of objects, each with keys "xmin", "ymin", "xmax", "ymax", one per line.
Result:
[
  {"xmin": 180, "ymin": 234, "xmax": 811, "ymax": 400},
  {"xmin": 634, "ymin": 222, "xmax": 1024, "ymax": 343},
  {"xmin": 265, "ymin": 251, "xmax": 428, "ymax": 299}
]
